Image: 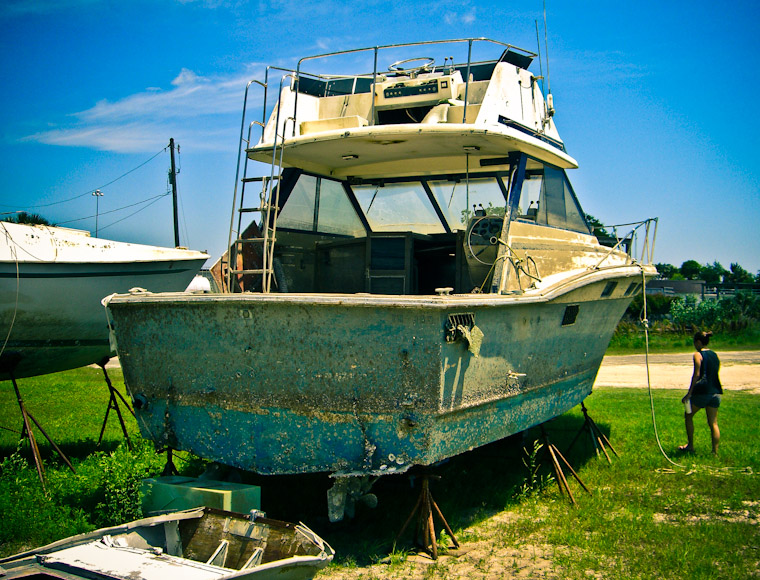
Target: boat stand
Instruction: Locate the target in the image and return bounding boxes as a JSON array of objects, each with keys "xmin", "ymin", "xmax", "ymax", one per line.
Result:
[
  {"xmin": 96, "ymin": 357, "xmax": 135, "ymax": 450},
  {"xmin": 540, "ymin": 425, "xmax": 590, "ymax": 505},
  {"xmin": 566, "ymin": 402, "xmax": 619, "ymax": 464},
  {"xmin": 395, "ymin": 473, "xmax": 459, "ymax": 560},
  {"xmin": 2, "ymin": 365, "xmax": 75, "ymax": 489},
  {"xmin": 162, "ymin": 448, "xmax": 180, "ymax": 476}
]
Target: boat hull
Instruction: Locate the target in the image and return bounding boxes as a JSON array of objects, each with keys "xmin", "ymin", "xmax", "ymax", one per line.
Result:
[
  {"xmin": 1, "ymin": 222, "xmax": 208, "ymax": 380},
  {"xmin": 0, "ymin": 260, "xmax": 206, "ymax": 379},
  {"xmin": 107, "ymin": 277, "xmax": 635, "ymax": 476}
]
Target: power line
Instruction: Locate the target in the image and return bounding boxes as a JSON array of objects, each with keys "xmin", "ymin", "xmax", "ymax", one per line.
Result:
[
  {"xmin": 0, "ymin": 146, "xmax": 168, "ymax": 209},
  {"xmin": 56, "ymin": 192, "xmax": 171, "ymax": 226},
  {"xmin": 99, "ymin": 194, "xmax": 170, "ymax": 232}
]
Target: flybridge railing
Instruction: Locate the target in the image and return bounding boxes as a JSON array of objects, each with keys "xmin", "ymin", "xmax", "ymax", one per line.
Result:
[
  {"xmin": 238, "ymin": 39, "xmax": 537, "ymax": 150},
  {"xmin": 292, "ymin": 38, "xmax": 536, "ymax": 136}
]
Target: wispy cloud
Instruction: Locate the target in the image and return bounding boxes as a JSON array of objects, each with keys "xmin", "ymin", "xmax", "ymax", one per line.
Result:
[
  {"xmin": 559, "ymin": 50, "xmax": 649, "ymax": 87},
  {"xmin": 25, "ymin": 67, "xmax": 264, "ymax": 153}
]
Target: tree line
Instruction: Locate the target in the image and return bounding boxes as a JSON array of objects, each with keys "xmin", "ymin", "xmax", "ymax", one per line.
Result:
[{"xmin": 655, "ymin": 260, "xmax": 760, "ymax": 285}]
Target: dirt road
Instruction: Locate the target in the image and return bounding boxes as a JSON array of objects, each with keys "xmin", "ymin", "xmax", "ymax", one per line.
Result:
[{"xmin": 595, "ymin": 350, "xmax": 760, "ymax": 393}]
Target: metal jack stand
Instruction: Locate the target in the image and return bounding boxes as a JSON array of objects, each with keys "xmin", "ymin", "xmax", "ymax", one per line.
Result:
[
  {"xmin": 3, "ymin": 367, "xmax": 75, "ymax": 489},
  {"xmin": 541, "ymin": 426, "xmax": 590, "ymax": 505},
  {"xmin": 396, "ymin": 473, "xmax": 459, "ymax": 560},
  {"xmin": 566, "ymin": 402, "xmax": 619, "ymax": 464},
  {"xmin": 162, "ymin": 448, "xmax": 180, "ymax": 476},
  {"xmin": 96, "ymin": 357, "xmax": 135, "ymax": 450}
]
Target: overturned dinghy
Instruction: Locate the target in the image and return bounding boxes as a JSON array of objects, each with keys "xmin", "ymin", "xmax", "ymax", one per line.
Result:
[
  {"xmin": 0, "ymin": 507, "xmax": 334, "ymax": 579},
  {"xmin": 104, "ymin": 38, "xmax": 658, "ymax": 520}
]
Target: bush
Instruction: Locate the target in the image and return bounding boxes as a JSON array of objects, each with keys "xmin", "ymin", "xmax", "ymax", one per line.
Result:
[
  {"xmin": 623, "ymin": 293, "xmax": 678, "ymax": 322},
  {"xmin": 92, "ymin": 439, "xmax": 164, "ymax": 527},
  {"xmin": 0, "ymin": 449, "xmax": 92, "ymax": 553},
  {"xmin": 670, "ymin": 291, "xmax": 760, "ymax": 331}
]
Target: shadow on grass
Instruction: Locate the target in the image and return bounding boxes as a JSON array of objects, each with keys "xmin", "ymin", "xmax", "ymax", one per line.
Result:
[
  {"xmin": 0, "ymin": 437, "xmax": 126, "ymax": 466},
  {"xmin": 222, "ymin": 411, "xmax": 603, "ymax": 566}
]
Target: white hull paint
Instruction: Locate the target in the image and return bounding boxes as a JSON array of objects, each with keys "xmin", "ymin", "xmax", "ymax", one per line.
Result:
[{"xmin": 1, "ymin": 221, "xmax": 208, "ymax": 379}]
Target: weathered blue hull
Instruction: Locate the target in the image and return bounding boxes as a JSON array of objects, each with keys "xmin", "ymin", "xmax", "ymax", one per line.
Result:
[{"xmin": 108, "ymin": 278, "xmax": 633, "ymax": 476}]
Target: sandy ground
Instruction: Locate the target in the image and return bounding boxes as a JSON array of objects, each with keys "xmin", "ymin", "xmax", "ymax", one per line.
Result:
[{"xmin": 594, "ymin": 350, "xmax": 760, "ymax": 394}]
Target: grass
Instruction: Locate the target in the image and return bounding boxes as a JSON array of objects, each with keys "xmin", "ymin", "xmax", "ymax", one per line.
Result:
[
  {"xmin": 1, "ymin": 357, "xmax": 758, "ymax": 578},
  {"xmin": 607, "ymin": 323, "xmax": 760, "ymax": 354}
]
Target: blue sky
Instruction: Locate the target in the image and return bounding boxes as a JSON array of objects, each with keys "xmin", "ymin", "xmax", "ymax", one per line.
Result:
[{"xmin": 2, "ymin": 0, "xmax": 759, "ymax": 274}]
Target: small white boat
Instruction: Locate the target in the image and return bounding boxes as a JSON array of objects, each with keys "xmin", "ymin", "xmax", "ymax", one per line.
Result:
[
  {"xmin": 0, "ymin": 507, "xmax": 334, "ymax": 580},
  {"xmin": 0, "ymin": 221, "xmax": 208, "ymax": 379}
]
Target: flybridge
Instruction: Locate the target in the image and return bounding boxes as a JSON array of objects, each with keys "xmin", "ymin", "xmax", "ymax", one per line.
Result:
[{"xmin": 244, "ymin": 38, "xmax": 574, "ymax": 179}]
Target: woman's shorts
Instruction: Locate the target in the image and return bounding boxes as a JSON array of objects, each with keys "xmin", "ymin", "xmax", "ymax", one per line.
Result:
[{"xmin": 691, "ymin": 393, "xmax": 721, "ymax": 409}]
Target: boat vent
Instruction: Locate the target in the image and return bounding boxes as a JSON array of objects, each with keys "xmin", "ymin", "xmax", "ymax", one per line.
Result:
[{"xmin": 445, "ymin": 313, "xmax": 475, "ymax": 342}]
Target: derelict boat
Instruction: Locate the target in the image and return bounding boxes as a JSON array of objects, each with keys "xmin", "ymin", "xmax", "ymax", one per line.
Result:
[
  {"xmin": 104, "ymin": 39, "xmax": 657, "ymax": 518},
  {"xmin": 0, "ymin": 507, "xmax": 334, "ymax": 579},
  {"xmin": 0, "ymin": 221, "xmax": 208, "ymax": 380}
]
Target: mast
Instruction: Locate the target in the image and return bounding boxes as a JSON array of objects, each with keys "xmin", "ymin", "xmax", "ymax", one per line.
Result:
[{"xmin": 169, "ymin": 138, "xmax": 180, "ymax": 247}]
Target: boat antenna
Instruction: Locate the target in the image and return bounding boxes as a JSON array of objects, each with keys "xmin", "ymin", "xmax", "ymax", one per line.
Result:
[
  {"xmin": 535, "ymin": 20, "xmax": 545, "ymax": 96},
  {"xmin": 543, "ymin": 0, "xmax": 555, "ymax": 118}
]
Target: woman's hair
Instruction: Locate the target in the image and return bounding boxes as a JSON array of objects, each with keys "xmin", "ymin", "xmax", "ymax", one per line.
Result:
[{"xmin": 694, "ymin": 330, "xmax": 713, "ymax": 345}]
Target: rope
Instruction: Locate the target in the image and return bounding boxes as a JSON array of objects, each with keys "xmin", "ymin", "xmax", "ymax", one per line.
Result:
[{"xmin": 642, "ymin": 265, "xmax": 686, "ymax": 468}]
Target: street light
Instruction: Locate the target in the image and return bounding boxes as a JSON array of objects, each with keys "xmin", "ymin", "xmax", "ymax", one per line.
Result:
[{"xmin": 92, "ymin": 190, "xmax": 103, "ymax": 237}]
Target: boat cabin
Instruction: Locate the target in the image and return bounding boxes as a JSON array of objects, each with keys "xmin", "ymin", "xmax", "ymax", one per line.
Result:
[{"xmin": 216, "ymin": 40, "xmax": 604, "ymax": 296}]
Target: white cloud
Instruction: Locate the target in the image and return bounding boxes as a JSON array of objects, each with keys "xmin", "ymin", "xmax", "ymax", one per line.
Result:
[
  {"xmin": 25, "ymin": 67, "xmax": 265, "ymax": 153},
  {"xmin": 444, "ymin": 6, "xmax": 476, "ymax": 26}
]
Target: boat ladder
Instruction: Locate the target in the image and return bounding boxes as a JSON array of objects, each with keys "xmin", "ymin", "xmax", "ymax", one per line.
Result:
[
  {"xmin": 228, "ymin": 172, "xmax": 282, "ymax": 293},
  {"xmin": 225, "ymin": 74, "xmax": 296, "ymax": 293}
]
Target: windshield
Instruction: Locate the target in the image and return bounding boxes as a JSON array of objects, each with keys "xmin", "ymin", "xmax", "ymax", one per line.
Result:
[
  {"xmin": 353, "ymin": 182, "xmax": 445, "ymax": 233},
  {"xmin": 428, "ymin": 177, "xmax": 507, "ymax": 230}
]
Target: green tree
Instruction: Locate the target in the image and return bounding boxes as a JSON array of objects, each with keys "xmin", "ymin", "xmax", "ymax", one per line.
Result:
[
  {"xmin": 700, "ymin": 261, "xmax": 727, "ymax": 285},
  {"xmin": 726, "ymin": 262, "xmax": 753, "ymax": 284},
  {"xmin": 2, "ymin": 212, "xmax": 53, "ymax": 225},
  {"xmin": 654, "ymin": 262, "xmax": 679, "ymax": 279},
  {"xmin": 680, "ymin": 260, "xmax": 702, "ymax": 280},
  {"xmin": 585, "ymin": 214, "xmax": 610, "ymax": 237}
]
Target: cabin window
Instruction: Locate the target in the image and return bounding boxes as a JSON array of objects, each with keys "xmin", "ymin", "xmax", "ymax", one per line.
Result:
[
  {"xmin": 277, "ymin": 174, "xmax": 364, "ymax": 236},
  {"xmin": 601, "ymin": 281, "xmax": 618, "ymax": 297},
  {"xmin": 316, "ymin": 179, "xmax": 365, "ymax": 235},
  {"xmin": 516, "ymin": 164, "xmax": 590, "ymax": 234},
  {"xmin": 429, "ymin": 177, "xmax": 507, "ymax": 231},
  {"xmin": 353, "ymin": 182, "xmax": 445, "ymax": 234},
  {"xmin": 562, "ymin": 304, "xmax": 580, "ymax": 326}
]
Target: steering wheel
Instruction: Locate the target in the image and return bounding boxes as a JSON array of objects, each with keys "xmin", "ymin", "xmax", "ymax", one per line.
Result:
[
  {"xmin": 388, "ymin": 57, "xmax": 435, "ymax": 76},
  {"xmin": 466, "ymin": 216, "xmax": 502, "ymax": 265}
]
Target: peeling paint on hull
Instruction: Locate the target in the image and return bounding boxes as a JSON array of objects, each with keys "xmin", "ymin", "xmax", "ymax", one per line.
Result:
[{"xmin": 109, "ymin": 284, "xmax": 631, "ymax": 476}]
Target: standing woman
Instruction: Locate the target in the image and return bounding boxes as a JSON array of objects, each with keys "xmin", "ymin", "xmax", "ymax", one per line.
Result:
[{"xmin": 680, "ymin": 331, "xmax": 723, "ymax": 454}]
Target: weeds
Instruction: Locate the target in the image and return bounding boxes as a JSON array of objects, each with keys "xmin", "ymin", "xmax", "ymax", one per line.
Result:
[{"xmin": 515, "ymin": 439, "xmax": 554, "ymax": 500}]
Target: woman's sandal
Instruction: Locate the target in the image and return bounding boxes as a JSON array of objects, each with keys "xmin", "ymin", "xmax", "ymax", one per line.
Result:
[{"xmin": 677, "ymin": 444, "xmax": 694, "ymax": 453}]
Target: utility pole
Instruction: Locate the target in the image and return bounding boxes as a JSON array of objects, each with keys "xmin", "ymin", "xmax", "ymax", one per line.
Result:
[{"xmin": 169, "ymin": 138, "xmax": 180, "ymax": 248}]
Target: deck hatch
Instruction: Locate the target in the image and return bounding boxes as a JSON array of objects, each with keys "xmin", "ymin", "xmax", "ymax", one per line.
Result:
[{"xmin": 561, "ymin": 304, "xmax": 579, "ymax": 326}]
